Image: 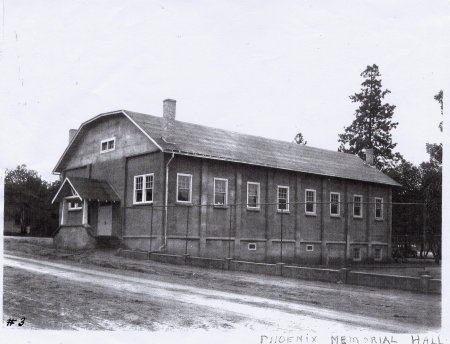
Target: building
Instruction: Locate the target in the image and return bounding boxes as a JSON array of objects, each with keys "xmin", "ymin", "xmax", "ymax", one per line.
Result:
[{"xmin": 52, "ymin": 99, "xmax": 399, "ymax": 265}]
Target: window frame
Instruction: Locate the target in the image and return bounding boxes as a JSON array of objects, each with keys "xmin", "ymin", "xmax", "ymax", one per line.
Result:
[
  {"xmin": 306, "ymin": 244, "xmax": 314, "ymax": 252},
  {"xmin": 176, "ymin": 173, "xmax": 193, "ymax": 203},
  {"xmin": 213, "ymin": 178, "xmax": 228, "ymax": 206},
  {"xmin": 277, "ymin": 185, "xmax": 290, "ymax": 212},
  {"xmin": 248, "ymin": 243, "xmax": 257, "ymax": 251},
  {"xmin": 67, "ymin": 197, "xmax": 82, "ymax": 211},
  {"xmin": 374, "ymin": 247, "xmax": 382, "ymax": 261},
  {"xmin": 305, "ymin": 189, "xmax": 317, "ymax": 215},
  {"xmin": 133, "ymin": 173, "xmax": 154, "ymax": 205},
  {"xmin": 247, "ymin": 182, "xmax": 260, "ymax": 209},
  {"xmin": 330, "ymin": 192, "xmax": 340, "ymax": 217},
  {"xmin": 353, "ymin": 194, "xmax": 363, "ymax": 218},
  {"xmin": 375, "ymin": 197, "xmax": 383, "ymax": 220},
  {"xmin": 353, "ymin": 247, "xmax": 361, "ymax": 261},
  {"xmin": 100, "ymin": 137, "xmax": 116, "ymax": 153}
]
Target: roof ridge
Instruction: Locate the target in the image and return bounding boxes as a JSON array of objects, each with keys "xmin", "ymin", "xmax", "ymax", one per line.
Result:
[{"xmin": 124, "ymin": 110, "xmax": 359, "ymax": 159}]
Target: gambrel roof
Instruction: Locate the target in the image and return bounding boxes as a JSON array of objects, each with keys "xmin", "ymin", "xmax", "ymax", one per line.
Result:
[{"xmin": 54, "ymin": 110, "xmax": 400, "ymax": 186}]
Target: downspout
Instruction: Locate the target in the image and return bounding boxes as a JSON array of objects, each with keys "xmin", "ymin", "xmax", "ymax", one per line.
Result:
[{"xmin": 161, "ymin": 152, "xmax": 175, "ymax": 251}]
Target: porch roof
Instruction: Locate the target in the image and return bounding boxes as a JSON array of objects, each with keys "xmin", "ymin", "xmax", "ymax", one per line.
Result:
[{"xmin": 52, "ymin": 177, "xmax": 121, "ymax": 204}]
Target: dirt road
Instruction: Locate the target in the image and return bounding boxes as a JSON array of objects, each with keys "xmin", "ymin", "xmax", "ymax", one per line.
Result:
[{"xmin": 3, "ymin": 253, "xmax": 440, "ymax": 332}]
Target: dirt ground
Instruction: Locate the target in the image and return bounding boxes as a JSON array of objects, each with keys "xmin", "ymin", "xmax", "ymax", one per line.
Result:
[{"xmin": 3, "ymin": 237, "xmax": 441, "ymax": 332}]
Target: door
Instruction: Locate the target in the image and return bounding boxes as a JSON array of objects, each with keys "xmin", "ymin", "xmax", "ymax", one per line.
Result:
[{"xmin": 97, "ymin": 204, "xmax": 112, "ymax": 236}]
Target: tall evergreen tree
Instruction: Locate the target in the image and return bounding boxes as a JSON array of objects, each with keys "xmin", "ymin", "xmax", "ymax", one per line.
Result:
[{"xmin": 338, "ymin": 64, "xmax": 400, "ymax": 170}]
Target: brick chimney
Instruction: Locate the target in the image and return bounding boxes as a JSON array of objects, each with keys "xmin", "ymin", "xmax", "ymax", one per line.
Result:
[
  {"xmin": 365, "ymin": 148, "xmax": 374, "ymax": 166},
  {"xmin": 162, "ymin": 99, "xmax": 176, "ymax": 143},
  {"xmin": 69, "ymin": 129, "xmax": 77, "ymax": 143}
]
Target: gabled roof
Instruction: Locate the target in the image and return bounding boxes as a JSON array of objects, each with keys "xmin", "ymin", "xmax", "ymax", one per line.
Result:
[
  {"xmin": 54, "ymin": 110, "xmax": 400, "ymax": 187},
  {"xmin": 52, "ymin": 177, "xmax": 121, "ymax": 203}
]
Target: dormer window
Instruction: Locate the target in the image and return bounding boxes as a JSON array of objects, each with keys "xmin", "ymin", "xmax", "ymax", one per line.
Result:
[{"xmin": 100, "ymin": 138, "xmax": 115, "ymax": 153}]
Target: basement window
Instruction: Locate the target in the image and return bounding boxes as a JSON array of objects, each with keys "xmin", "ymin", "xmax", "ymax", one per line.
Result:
[
  {"xmin": 375, "ymin": 197, "xmax": 383, "ymax": 220},
  {"xmin": 353, "ymin": 248, "xmax": 361, "ymax": 261},
  {"xmin": 177, "ymin": 173, "xmax": 192, "ymax": 203},
  {"xmin": 248, "ymin": 243, "xmax": 257, "ymax": 251},
  {"xmin": 100, "ymin": 137, "xmax": 115, "ymax": 153},
  {"xmin": 134, "ymin": 174, "xmax": 154, "ymax": 204},
  {"xmin": 374, "ymin": 248, "xmax": 382, "ymax": 261},
  {"xmin": 306, "ymin": 244, "xmax": 314, "ymax": 252}
]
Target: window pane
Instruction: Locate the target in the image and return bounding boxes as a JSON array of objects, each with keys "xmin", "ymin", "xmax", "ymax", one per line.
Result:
[
  {"xmin": 215, "ymin": 193, "xmax": 226, "ymax": 205},
  {"xmin": 135, "ymin": 176, "xmax": 143, "ymax": 190},
  {"xmin": 248, "ymin": 184, "xmax": 257, "ymax": 196},
  {"xmin": 101, "ymin": 142, "xmax": 107, "ymax": 151},
  {"xmin": 215, "ymin": 180, "xmax": 226, "ymax": 193},
  {"xmin": 146, "ymin": 189, "xmax": 153, "ymax": 202},
  {"xmin": 178, "ymin": 189, "xmax": 189, "ymax": 202},
  {"xmin": 278, "ymin": 199, "xmax": 287, "ymax": 210},
  {"xmin": 108, "ymin": 140, "xmax": 114, "ymax": 149},
  {"xmin": 146, "ymin": 175, "xmax": 153, "ymax": 189},
  {"xmin": 179, "ymin": 175, "xmax": 190, "ymax": 189},
  {"xmin": 136, "ymin": 190, "xmax": 143, "ymax": 202}
]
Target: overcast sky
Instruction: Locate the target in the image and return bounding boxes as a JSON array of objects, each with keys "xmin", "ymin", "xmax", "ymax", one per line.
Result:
[{"xmin": 1, "ymin": 0, "xmax": 448, "ymax": 182}]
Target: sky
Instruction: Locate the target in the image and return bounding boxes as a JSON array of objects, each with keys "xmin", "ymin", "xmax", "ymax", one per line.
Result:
[{"xmin": 0, "ymin": 0, "xmax": 448, "ymax": 182}]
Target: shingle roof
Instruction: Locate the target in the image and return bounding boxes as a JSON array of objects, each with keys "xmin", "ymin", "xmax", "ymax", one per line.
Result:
[{"xmin": 125, "ymin": 111, "xmax": 400, "ymax": 186}]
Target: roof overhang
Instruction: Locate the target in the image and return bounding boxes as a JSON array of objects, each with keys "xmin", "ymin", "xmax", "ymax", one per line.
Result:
[{"xmin": 52, "ymin": 177, "xmax": 121, "ymax": 204}]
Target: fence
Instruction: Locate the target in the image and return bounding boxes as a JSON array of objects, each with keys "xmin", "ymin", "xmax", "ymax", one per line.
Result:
[{"xmin": 122, "ymin": 200, "xmax": 434, "ymax": 266}]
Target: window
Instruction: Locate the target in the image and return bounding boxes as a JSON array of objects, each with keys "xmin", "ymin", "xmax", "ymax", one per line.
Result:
[
  {"xmin": 375, "ymin": 197, "xmax": 383, "ymax": 220},
  {"xmin": 330, "ymin": 192, "xmax": 340, "ymax": 216},
  {"xmin": 214, "ymin": 178, "xmax": 228, "ymax": 205},
  {"xmin": 277, "ymin": 186, "xmax": 289, "ymax": 212},
  {"xmin": 247, "ymin": 182, "xmax": 260, "ymax": 209},
  {"xmin": 353, "ymin": 248, "xmax": 361, "ymax": 261},
  {"xmin": 374, "ymin": 248, "xmax": 382, "ymax": 261},
  {"xmin": 68, "ymin": 200, "xmax": 82, "ymax": 211},
  {"xmin": 305, "ymin": 189, "xmax": 316, "ymax": 214},
  {"xmin": 177, "ymin": 174, "xmax": 192, "ymax": 203},
  {"xmin": 134, "ymin": 174, "xmax": 154, "ymax": 204},
  {"xmin": 100, "ymin": 137, "xmax": 115, "ymax": 153},
  {"xmin": 248, "ymin": 243, "xmax": 256, "ymax": 250},
  {"xmin": 353, "ymin": 195, "xmax": 363, "ymax": 218},
  {"xmin": 306, "ymin": 244, "xmax": 314, "ymax": 252}
]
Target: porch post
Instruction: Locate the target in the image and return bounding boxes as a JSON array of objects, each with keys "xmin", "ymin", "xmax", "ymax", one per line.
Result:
[
  {"xmin": 61, "ymin": 199, "xmax": 66, "ymax": 225},
  {"xmin": 82, "ymin": 199, "xmax": 88, "ymax": 225}
]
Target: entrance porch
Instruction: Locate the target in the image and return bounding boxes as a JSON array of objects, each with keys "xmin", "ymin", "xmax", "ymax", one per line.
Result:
[{"xmin": 52, "ymin": 177, "xmax": 121, "ymax": 249}]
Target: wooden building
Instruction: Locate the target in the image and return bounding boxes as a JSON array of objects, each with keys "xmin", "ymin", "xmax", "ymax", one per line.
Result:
[{"xmin": 52, "ymin": 99, "xmax": 399, "ymax": 264}]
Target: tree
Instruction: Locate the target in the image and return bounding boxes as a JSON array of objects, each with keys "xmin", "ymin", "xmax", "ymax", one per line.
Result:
[
  {"xmin": 420, "ymin": 90, "xmax": 443, "ymax": 262},
  {"xmin": 434, "ymin": 90, "xmax": 443, "ymax": 132},
  {"xmin": 4, "ymin": 165, "xmax": 60, "ymax": 236},
  {"xmin": 338, "ymin": 64, "xmax": 400, "ymax": 170},
  {"xmin": 293, "ymin": 132, "xmax": 307, "ymax": 145}
]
